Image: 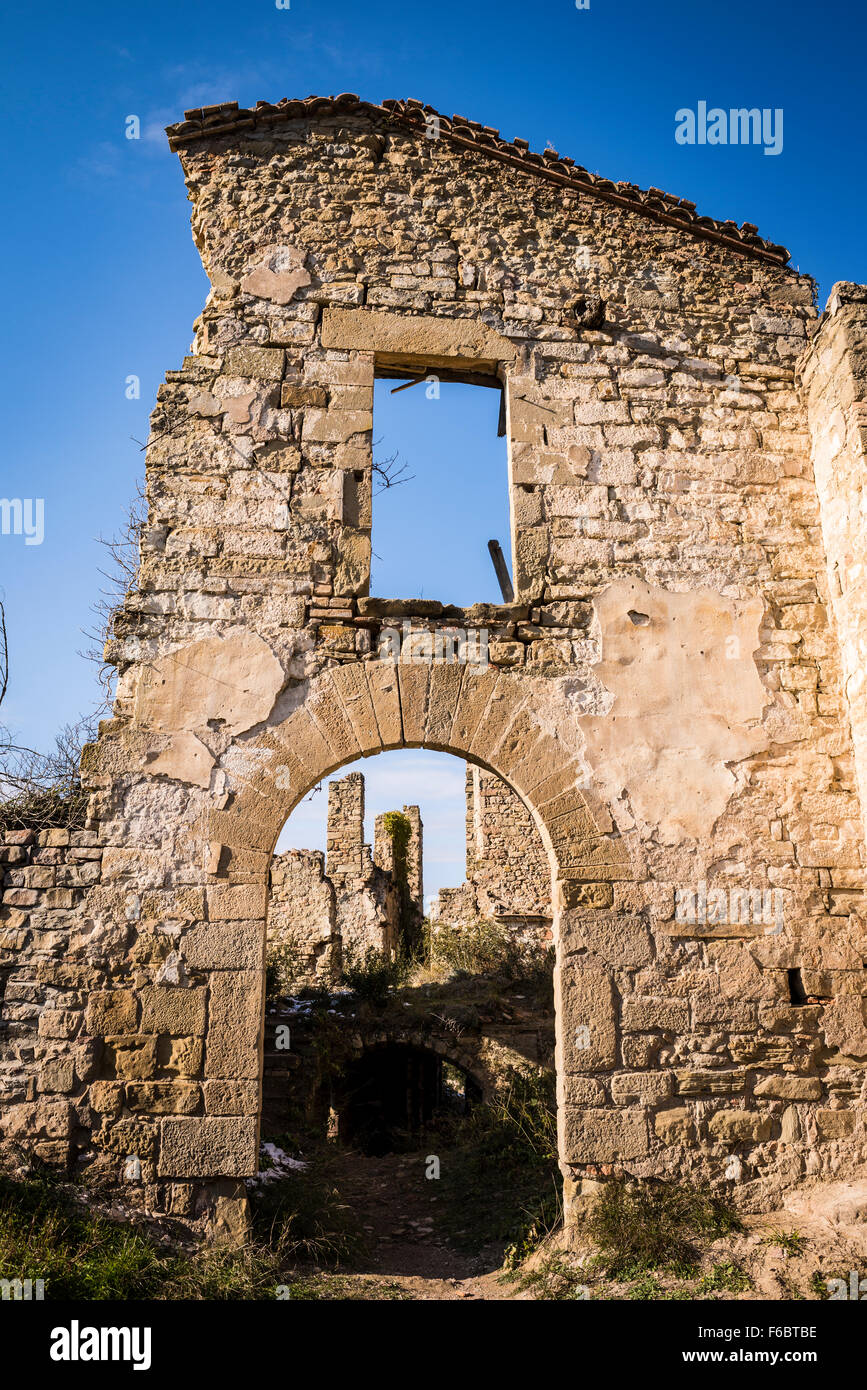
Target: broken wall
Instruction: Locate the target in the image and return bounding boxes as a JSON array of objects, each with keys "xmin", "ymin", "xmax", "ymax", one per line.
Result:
[
  {"xmin": 1, "ymin": 95, "xmax": 866, "ymax": 1232},
  {"xmin": 435, "ymin": 764, "xmax": 552, "ymax": 940}
]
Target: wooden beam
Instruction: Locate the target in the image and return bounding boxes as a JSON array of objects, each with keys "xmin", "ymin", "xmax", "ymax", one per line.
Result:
[{"xmin": 487, "ymin": 539, "xmax": 515, "ymax": 603}]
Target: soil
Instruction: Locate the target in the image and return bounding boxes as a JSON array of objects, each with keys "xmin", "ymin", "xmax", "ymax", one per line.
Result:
[
  {"xmin": 300, "ymin": 1156, "xmax": 867, "ymax": 1302},
  {"xmin": 327, "ymin": 1148, "xmax": 512, "ymax": 1300}
]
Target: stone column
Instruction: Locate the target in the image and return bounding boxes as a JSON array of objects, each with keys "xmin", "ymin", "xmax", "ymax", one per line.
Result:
[
  {"xmin": 402, "ymin": 805, "xmax": 423, "ymax": 918},
  {"xmin": 325, "ymin": 773, "xmax": 365, "ymax": 879}
]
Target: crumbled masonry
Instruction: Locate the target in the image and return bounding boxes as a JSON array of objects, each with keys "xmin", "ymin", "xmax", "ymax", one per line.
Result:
[
  {"xmin": 2, "ymin": 94, "xmax": 867, "ymax": 1240},
  {"xmin": 267, "ymin": 770, "xmax": 423, "ymax": 983}
]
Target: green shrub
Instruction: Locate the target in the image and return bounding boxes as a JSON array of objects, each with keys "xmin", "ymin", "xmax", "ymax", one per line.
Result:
[
  {"xmin": 342, "ymin": 946, "xmax": 410, "ymax": 1007},
  {"xmin": 424, "ymin": 918, "xmax": 553, "ymax": 985},
  {"xmin": 588, "ymin": 1179, "xmax": 742, "ymax": 1277}
]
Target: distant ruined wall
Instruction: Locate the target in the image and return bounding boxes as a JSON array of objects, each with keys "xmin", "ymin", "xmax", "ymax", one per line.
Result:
[
  {"xmin": 325, "ymin": 772, "xmax": 365, "ymax": 878},
  {"xmin": 435, "ymin": 765, "xmax": 552, "ymax": 945},
  {"xmin": 267, "ymin": 849, "xmax": 339, "ymax": 984},
  {"xmin": 266, "ymin": 772, "xmax": 424, "ymax": 978}
]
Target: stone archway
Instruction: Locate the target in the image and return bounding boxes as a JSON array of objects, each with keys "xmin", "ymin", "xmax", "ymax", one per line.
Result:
[{"xmin": 202, "ymin": 659, "xmax": 630, "ymax": 1207}]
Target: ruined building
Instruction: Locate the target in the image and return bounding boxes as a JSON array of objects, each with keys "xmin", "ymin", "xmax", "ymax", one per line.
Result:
[
  {"xmin": 267, "ymin": 770, "xmax": 423, "ymax": 982},
  {"xmin": 2, "ymin": 93, "xmax": 867, "ymax": 1238},
  {"xmin": 434, "ymin": 764, "xmax": 552, "ymax": 944}
]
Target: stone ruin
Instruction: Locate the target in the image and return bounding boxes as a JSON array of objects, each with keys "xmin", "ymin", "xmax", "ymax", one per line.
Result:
[
  {"xmin": 2, "ymin": 92, "xmax": 867, "ymax": 1239},
  {"xmin": 433, "ymin": 764, "xmax": 552, "ymax": 948},
  {"xmin": 267, "ymin": 769, "xmax": 423, "ymax": 984},
  {"xmin": 268, "ymin": 761, "xmax": 550, "ymax": 984}
]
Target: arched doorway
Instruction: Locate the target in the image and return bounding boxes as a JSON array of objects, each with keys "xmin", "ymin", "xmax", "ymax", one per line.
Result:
[{"xmin": 206, "ymin": 659, "xmax": 629, "ymax": 1212}]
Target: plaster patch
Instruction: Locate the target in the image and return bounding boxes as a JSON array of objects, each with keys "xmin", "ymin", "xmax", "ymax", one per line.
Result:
[
  {"xmin": 241, "ymin": 245, "xmax": 311, "ymax": 305},
  {"xmin": 580, "ymin": 578, "xmax": 769, "ymax": 843},
  {"xmin": 134, "ymin": 630, "xmax": 284, "ymax": 739},
  {"xmin": 145, "ymin": 731, "xmax": 215, "ymax": 789}
]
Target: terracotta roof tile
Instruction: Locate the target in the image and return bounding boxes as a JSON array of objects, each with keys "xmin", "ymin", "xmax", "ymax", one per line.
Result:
[{"xmin": 165, "ymin": 94, "xmax": 790, "ymax": 266}]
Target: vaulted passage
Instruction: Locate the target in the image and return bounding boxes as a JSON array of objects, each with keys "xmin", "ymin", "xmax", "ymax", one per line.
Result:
[{"xmin": 335, "ymin": 1045, "xmax": 482, "ymax": 1155}]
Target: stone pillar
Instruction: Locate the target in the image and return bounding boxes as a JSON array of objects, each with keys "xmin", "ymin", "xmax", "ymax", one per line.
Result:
[
  {"xmin": 402, "ymin": 805, "xmax": 423, "ymax": 915},
  {"xmin": 373, "ymin": 813, "xmax": 395, "ymax": 876},
  {"xmin": 465, "ymin": 764, "xmax": 482, "ymax": 880},
  {"xmin": 802, "ymin": 282, "xmax": 867, "ymax": 845},
  {"xmin": 326, "ymin": 773, "xmax": 365, "ymax": 878}
]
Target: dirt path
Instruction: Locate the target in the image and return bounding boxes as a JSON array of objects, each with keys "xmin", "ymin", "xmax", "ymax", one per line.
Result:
[{"xmin": 329, "ymin": 1149, "xmax": 512, "ymax": 1300}]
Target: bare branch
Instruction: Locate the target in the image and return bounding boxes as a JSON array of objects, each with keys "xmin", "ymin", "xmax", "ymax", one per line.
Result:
[
  {"xmin": 78, "ymin": 476, "xmax": 147, "ymax": 713},
  {"xmin": 0, "ymin": 600, "xmax": 8, "ymax": 711},
  {"xmin": 371, "ymin": 444, "xmax": 414, "ymax": 493}
]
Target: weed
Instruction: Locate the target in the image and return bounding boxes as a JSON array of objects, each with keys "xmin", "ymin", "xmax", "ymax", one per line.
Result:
[
  {"xmin": 342, "ymin": 946, "xmax": 411, "ymax": 1007},
  {"xmin": 266, "ymin": 938, "xmax": 308, "ymax": 999},
  {"xmin": 587, "ymin": 1179, "xmax": 742, "ymax": 1278},
  {"xmin": 764, "ymin": 1226, "xmax": 807, "ymax": 1257},
  {"xmin": 434, "ymin": 1067, "xmax": 560, "ymax": 1257},
  {"xmin": 699, "ymin": 1260, "xmax": 752, "ymax": 1294}
]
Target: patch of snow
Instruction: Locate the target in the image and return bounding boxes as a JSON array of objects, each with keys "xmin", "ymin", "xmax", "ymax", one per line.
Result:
[{"xmin": 247, "ymin": 1142, "xmax": 308, "ymax": 1187}]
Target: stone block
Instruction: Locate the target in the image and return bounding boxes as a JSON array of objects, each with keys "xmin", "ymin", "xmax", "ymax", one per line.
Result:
[
  {"xmin": 158, "ymin": 1117, "xmax": 259, "ymax": 1177},
  {"xmin": 203, "ymin": 1080, "xmax": 260, "ymax": 1116},
  {"xmin": 753, "ymin": 1075, "xmax": 823, "ymax": 1101},
  {"xmin": 126, "ymin": 1082, "xmax": 201, "ymax": 1115},
  {"xmin": 563, "ymin": 1107, "xmax": 649, "ymax": 1162},
  {"xmin": 225, "ymin": 345, "xmax": 285, "ymax": 380},
  {"xmin": 622, "ymin": 998, "xmax": 689, "ymax": 1033},
  {"xmin": 104, "ymin": 1035, "xmax": 158, "ymax": 1082},
  {"xmin": 205, "ymin": 972, "xmax": 263, "ymax": 1080},
  {"xmin": 85, "ymin": 989, "xmax": 138, "ymax": 1036},
  {"xmin": 560, "ymin": 961, "xmax": 618, "ymax": 1070},
  {"xmin": 182, "ymin": 919, "xmax": 263, "ymax": 971},
  {"xmin": 707, "ymin": 1110, "xmax": 774, "ymax": 1143},
  {"xmin": 654, "ymin": 1108, "xmax": 696, "ymax": 1146},
  {"xmin": 611, "ymin": 1071, "xmax": 672, "ymax": 1105},
  {"xmin": 157, "ymin": 1035, "xmax": 204, "ymax": 1078},
  {"xmin": 37, "ymin": 1058, "xmax": 75, "ymax": 1094},
  {"xmin": 206, "ymin": 884, "xmax": 268, "ymax": 921},
  {"xmin": 140, "ymin": 986, "xmax": 207, "ymax": 1036},
  {"xmin": 816, "ymin": 1110, "xmax": 856, "ymax": 1139}
]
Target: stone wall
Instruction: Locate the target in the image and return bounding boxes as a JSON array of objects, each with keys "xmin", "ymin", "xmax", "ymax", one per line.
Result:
[
  {"xmin": 267, "ymin": 849, "xmax": 338, "ymax": 984},
  {"xmin": 0, "ymin": 829, "xmax": 103, "ymax": 1168},
  {"xmin": 325, "ymin": 772, "xmax": 365, "ymax": 877},
  {"xmin": 1, "ymin": 94, "xmax": 866, "ymax": 1232},
  {"xmin": 435, "ymin": 765, "xmax": 551, "ymax": 938},
  {"xmin": 801, "ymin": 284, "xmax": 867, "ymax": 849},
  {"xmin": 266, "ymin": 771, "xmax": 424, "ymax": 980}
]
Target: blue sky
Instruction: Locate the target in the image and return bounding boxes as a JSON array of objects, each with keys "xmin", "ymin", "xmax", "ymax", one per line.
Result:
[{"xmin": 1, "ymin": 0, "xmax": 865, "ymax": 894}]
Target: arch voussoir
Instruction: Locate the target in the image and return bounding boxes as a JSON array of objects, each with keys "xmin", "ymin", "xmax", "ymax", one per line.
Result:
[{"xmin": 330, "ymin": 662, "xmax": 385, "ymax": 756}]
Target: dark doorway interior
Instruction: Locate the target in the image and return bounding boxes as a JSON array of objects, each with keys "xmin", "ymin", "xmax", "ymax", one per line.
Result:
[{"xmin": 335, "ymin": 1044, "xmax": 482, "ymax": 1155}]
